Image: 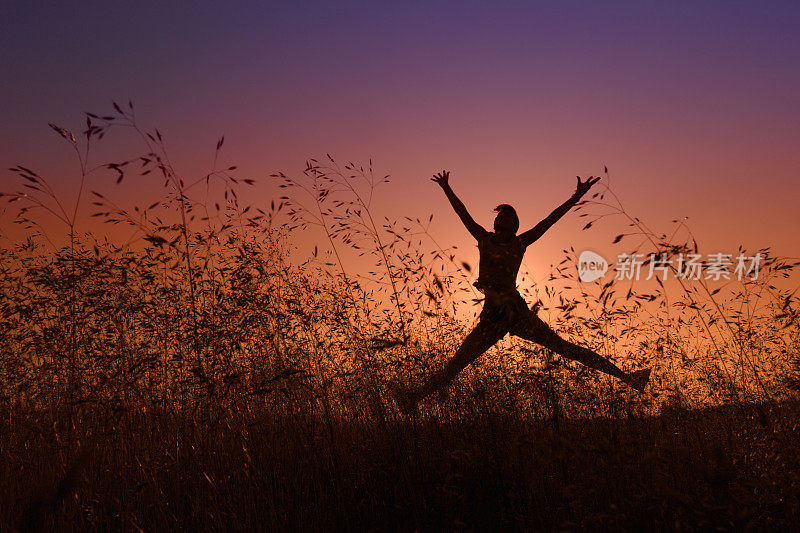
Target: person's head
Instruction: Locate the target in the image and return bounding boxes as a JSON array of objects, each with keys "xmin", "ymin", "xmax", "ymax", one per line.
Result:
[{"xmin": 493, "ymin": 204, "xmax": 519, "ymax": 237}]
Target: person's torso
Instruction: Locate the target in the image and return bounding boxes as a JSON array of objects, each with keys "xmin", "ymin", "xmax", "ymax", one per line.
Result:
[{"xmin": 474, "ymin": 233, "xmax": 525, "ymax": 293}]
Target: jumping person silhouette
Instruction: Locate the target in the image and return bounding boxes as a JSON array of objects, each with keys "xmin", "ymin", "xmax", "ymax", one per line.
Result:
[{"xmin": 398, "ymin": 171, "xmax": 650, "ymax": 410}]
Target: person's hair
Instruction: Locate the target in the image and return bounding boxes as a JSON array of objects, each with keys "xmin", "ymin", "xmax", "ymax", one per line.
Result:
[{"xmin": 493, "ymin": 204, "xmax": 519, "ymax": 233}]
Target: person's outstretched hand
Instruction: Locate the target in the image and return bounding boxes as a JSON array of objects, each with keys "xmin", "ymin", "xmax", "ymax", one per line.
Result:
[
  {"xmin": 432, "ymin": 170, "xmax": 450, "ymax": 188},
  {"xmin": 574, "ymin": 175, "xmax": 601, "ymax": 198}
]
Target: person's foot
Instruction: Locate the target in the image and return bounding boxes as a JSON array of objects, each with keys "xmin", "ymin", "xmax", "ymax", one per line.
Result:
[{"xmin": 626, "ymin": 368, "xmax": 651, "ymax": 392}]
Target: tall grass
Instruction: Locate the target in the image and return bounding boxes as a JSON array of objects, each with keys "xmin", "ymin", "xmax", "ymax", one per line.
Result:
[{"xmin": 1, "ymin": 105, "xmax": 799, "ymax": 529}]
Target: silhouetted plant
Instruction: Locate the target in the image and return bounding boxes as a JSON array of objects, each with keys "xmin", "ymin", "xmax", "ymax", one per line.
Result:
[{"xmin": 2, "ymin": 104, "xmax": 800, "ymax": 530}]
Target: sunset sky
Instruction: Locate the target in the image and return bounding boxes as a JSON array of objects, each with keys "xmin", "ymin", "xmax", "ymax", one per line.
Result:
[{"xmin": 2, "ymin": 1, "xmax": 799, "ymax": 282}]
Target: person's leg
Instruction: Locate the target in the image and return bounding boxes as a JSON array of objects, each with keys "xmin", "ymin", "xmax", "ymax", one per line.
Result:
[
  {"xmin": 404, "ymin": 319, "xmax": 507, "ymax": 407},
  {"xmin": 511, "ymin": 311, "xmax": 648, "ymax": 389}
]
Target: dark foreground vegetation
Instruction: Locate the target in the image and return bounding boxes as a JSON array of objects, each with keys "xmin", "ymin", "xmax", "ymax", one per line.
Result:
[
  {"xmin": 3, "ymin": 398, "xmax": 800, "ymax": 530},
  {"xmin": 2, "ymin": 105, "xmax": 799, "ymax": 530}
]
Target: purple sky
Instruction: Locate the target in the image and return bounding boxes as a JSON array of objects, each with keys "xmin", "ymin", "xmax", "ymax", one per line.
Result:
[{"xmin": 2, "ymin": 1, "xmax": 799, "ymax": 269}]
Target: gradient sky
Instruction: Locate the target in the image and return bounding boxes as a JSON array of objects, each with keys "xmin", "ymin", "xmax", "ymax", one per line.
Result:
[{"xmin": 2, "ymin": 1, "xmax": 799, "ymax": 280}]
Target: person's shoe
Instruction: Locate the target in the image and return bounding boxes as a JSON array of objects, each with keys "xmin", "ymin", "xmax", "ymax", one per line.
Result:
[{"xmin": 627, "ymin": 368, "xmax": 651, "ymax": 392}]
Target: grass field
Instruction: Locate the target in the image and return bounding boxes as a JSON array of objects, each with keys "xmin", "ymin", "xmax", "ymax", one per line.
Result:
[
  {"xmin": 2, "ymin": 108, "xmax": 799, "ymax": 530},
  {"xmin": 3, "ymin": 396, "xmax": 800, "ymax": 530}
]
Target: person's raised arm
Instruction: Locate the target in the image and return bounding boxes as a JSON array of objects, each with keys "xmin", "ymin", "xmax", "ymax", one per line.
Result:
[
  {"xmin": 519, "ymin": 176, "xmax": 600, "ymax": 247},
  {"xmin": 431, "ymin": 170, "xmax": 488, "ymax": 241}
]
